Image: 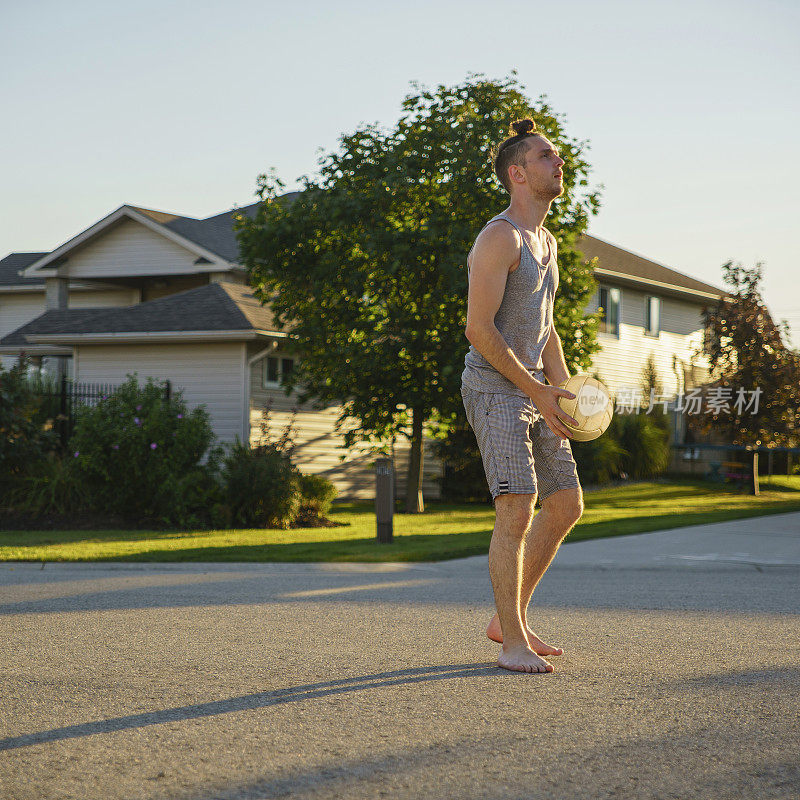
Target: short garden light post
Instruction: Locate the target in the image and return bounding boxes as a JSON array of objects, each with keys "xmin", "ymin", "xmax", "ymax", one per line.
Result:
[{"xmin": 375, "ymin": 457, "xmax": 394, "ymax": 543}]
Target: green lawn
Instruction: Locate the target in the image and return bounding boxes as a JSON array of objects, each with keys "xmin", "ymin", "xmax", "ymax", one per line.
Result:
[{"xmin": 2, "ymin": 476, "xmax": 799, "ymax": 563}]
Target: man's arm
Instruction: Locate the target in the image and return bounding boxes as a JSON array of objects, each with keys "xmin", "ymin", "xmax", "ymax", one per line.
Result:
[{"xmin": 542, "ymin": 321, "xmax": 570, "ymax": 387}]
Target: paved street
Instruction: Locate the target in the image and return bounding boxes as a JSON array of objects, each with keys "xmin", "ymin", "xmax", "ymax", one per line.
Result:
[{"xmin": 1, "ymin": 512, "xmax": 799, "ymax": 800}]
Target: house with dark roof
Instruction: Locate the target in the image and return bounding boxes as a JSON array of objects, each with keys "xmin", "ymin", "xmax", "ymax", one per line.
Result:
[{"xmin": 0, "ymin": 197, "xmax": 727, "ymax": 499}]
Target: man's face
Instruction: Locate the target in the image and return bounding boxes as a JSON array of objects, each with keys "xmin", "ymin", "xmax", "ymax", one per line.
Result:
[{"xmin": 511, "ymin": 136, "xmax": 566, "ymax": 200}]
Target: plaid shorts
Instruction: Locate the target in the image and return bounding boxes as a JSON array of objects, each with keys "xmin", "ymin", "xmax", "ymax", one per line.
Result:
[{"xmin": 461, "ymin": 387, "xmax": 581, "ymax": 503}]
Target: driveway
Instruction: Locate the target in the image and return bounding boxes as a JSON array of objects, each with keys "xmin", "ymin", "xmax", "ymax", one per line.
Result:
[{"xmin": 1, "ymin": 511, "xmax": 798, "ymax": 799}]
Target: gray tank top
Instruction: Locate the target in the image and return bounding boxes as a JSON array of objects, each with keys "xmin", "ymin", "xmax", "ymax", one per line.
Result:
[{"xmin": 461, "ymin": 212, "xmax": 558, "ymax": 396}]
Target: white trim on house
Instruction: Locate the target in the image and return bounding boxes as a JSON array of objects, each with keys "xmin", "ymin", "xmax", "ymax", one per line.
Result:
[
  {"xmin": 25, "ymin": 330, "xmax": 268, "ymax": 344},
  {"xmin": 21, "ymin": 206, "xmax": 235, "ymax": 277},
  {"xmin": 593, "ymin": 267, "xmax": 721, "ymax": 302},
  {"xmin": 0, "ymin": 281, "xmax": 122, "ymax": 293},
  {"xmin": 0, "ymin": 345, "xmax": 72, "ymax": 355}
]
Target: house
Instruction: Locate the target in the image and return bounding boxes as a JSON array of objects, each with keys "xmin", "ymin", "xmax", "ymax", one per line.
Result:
[{"xmin": 0, "ymin": 199, "xmax": 727, "ymax": 498}]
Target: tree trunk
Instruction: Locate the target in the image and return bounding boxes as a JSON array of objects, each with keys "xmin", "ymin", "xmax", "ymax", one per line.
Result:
[{"xmin": 405, "ymin": 406, "xmax": 425, "ymax": 513}]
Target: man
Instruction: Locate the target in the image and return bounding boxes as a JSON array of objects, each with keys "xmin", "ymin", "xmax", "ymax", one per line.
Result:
[{"xmin": 461, "ymin": 118, "xmax": 584, "ymax": 674}]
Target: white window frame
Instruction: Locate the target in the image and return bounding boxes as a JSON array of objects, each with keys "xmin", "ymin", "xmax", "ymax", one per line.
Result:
[
  {"xmin": 644, "ymin": 295, "xmax": 661, "ymax": 337},
  {"xmin": 262, "ymin": 353, "xmax": 296, "ymax": 388},
  {"xmin": 598, "ymin": 285, "xmax": 621, "ymax": 337}
]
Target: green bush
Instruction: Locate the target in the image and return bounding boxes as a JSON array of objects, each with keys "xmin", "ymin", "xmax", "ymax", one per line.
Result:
[
  {"xmin": 0, "ymin": 356, "xmax": 59, "ymax": 492},
  {"xmin": 297, "ymin": 473, "xmax": 338, "ymax": 516},
  {"xmin": 68, "ymin": 373, "xmax": 224, "ymax": 525},
  {"xmin": 615, "ymin": 411, "xmax": 671, "ymax": 479},
  {"xmin": 4, "ymin": 451, "xmax": 91, "ymax": 515},
  {"xmin": 221, "ymin": 437, "xmax": 301, "ymax": 528}
]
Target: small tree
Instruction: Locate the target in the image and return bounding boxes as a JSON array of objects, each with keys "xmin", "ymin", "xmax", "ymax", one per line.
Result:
[
  {"xmin": 691, "ymin": 261, "xmax": 800, "ymax": 491},
  {"xmin": 692, "ymin": 261, "xmax": 800, "ymax": 447}
]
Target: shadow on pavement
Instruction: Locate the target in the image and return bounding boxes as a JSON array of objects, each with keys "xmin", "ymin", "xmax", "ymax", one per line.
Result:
[{"xmin": 0, "ymin": 662, "xmax": 503, "ymax": 752}]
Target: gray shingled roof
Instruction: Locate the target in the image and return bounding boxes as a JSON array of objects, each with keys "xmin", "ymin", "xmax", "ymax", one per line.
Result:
[
  {"xmin": 0, "ymin": 252, "xmax": 51, "ymax": 286},
  {"xmin": 0, "ymin": 282, "xmax": 278, "ymax": 346},
  {"xmin": 578, "ymin": 234, "xmax": 727, "ymax": 298}
]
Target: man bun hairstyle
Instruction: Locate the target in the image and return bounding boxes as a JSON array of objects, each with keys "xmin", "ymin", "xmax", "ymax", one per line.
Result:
[{"xmin": 492, "ymin": 117, "xmax": 540, "ymax": 193}]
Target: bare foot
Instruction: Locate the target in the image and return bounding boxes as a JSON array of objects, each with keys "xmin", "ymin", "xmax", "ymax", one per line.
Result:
[
  {"xmin": 486, "ymin": 613, "xmax": 563, "ymax": 656},
  {"xmin": 497, "ymin": 643, "xmax": 554, "ymax": 674}
]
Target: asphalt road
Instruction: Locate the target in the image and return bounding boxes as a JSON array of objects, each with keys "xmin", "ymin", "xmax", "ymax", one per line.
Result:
[{"xmin": 1, "ymin": 512, "xmax": 799, "ymax": 800}]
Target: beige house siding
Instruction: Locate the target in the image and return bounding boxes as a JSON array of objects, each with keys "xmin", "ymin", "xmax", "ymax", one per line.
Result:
[
  {"xmin": 75, "ymin": 342, "xmax": 246, "ymax": 448},
  {"xmin": 584, "ymin": 286, "xmax": 713, "ymax": 397},
  {"xmin": 247, "ymin": 345, "xmax": 442, "ymax": 501},
  {"xmin": 62, "ymin": 218, "xmax": 206, "ymax": 279},
  {"xmin": 68, "ymin": 288, "xmax": 140, "ymax": 308}
]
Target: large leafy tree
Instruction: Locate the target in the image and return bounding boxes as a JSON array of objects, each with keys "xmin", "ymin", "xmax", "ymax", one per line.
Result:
[
  {"xmin": 235, "ymin": 72, "xmax": 602, "ymax": 512},
  {"xmin": 689, "ymin": 261, "xmax": 800, "ymax": 488}
]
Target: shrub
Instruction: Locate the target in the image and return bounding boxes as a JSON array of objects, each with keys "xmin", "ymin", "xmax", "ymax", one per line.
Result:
[
  {"xmin": 221, "ymin": 437, "xmax": 301, "ymax": 528},
  {"xmin": 0, "ymin": 356, "xmax": 59, "ymax": 492},
  {"xmin": 68, "ymin": 373, "xmax": 224, "ymax": 524},
  {"xmin": 4, "ymin": 451, "xmax": 91, "ymax": 515},
  {"xmin": 297, "ymin": 473, "xmax": 338, "ymax": 516},
  {"xmin": 615, "ymin": 412, "xmax": 671, "ymax": 479}
]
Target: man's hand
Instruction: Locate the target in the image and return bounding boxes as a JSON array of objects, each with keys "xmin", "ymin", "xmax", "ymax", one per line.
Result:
[{"xmin": 530, "ymin": 383, "xmax": 579, "ymax": 440}]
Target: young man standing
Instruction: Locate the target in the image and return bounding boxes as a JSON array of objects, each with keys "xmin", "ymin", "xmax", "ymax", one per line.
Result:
[{"xmin": 461, "ymin": 118, "xmax": 585, "ymax": 674}]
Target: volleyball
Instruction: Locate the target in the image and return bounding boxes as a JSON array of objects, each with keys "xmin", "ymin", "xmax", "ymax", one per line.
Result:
[{"xmin": 557, "ymin": 374, "xmax": 614, "ymax": 442}]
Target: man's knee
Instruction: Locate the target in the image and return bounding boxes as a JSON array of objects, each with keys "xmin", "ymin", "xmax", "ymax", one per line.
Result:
[
  {"xmin": 541, "ymin": 486, "xmax": 584, "ymax": 529},
  {"xmin": 494, "ymin": 492, "xmax": 537, "ymax": 536}
]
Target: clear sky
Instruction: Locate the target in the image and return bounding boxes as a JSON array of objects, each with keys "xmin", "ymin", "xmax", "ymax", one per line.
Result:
[{"xmin": 2, "ymin": 0, "xmax": 798, "ymax": 345}]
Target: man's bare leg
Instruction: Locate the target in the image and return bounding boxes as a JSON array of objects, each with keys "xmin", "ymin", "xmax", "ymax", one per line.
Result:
[
  {"xmin": 489, "ymin": 492, "xmax": 553, "ymax": 673},
  {"xmin": 487, "ymin": 487, "xmax": 584, "ymax": 655}
]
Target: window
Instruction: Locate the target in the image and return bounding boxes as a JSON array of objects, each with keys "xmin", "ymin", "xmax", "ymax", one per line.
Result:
[
  {"xmin": 644, "ymin": 295, "xmax": 661, "ymax": 337},
  {"xmin": 598, "ymin": 286, "xmax": 620, "ymax": 336},
  {"xmin": 262, "ymin": 355, "xmax": 295, "ymax": 387}
]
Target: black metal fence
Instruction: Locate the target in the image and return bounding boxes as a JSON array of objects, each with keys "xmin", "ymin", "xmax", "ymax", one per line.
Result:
[{"xmin": 35, "ymin": 375, "xmax": 172, "ymax": 450}]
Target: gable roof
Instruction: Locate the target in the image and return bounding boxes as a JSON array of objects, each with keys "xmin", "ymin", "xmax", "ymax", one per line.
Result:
[
  {"xmin": 10, "ymin": 192, "xmax": 303, "ymax": 281},
  {"xmin": 0, "ymin": 282, "xmax": 281, "ymax": 348},
  {"xmin": 577, "ymin": 234, "xmax": 727, "ymax": 301},
  {"xmin": 130, "ymin": 201, "xmax": 263, "ymax": 263}
]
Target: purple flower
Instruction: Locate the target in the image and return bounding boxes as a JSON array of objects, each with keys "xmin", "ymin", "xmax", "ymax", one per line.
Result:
[
  {"xmin": 134, "ymin": 417, "xmax": 141, "ymax": 425},
  {"xmin": 101, "ymin": 395, "xmax": 107, "ymax": 400},
  {"xmin": 150, "ymin": 442, "xmax": 157, "ymax": 449},
  {"xmin": 177, "ymin": 413, "xmax": 183, "ymax": 419},
  {"xmin": 73, "ymin": 451, "xmax": 79, "ymax": 457},
  {"xmin": 112, "ymin": 444, "xmax": 119, "ymax": 450},
  {"xmin": 173, "ymin": 432, "xmax": 177, "ymax": 437},
  {"xmin": 136, "ymin": 405, "xmax": 142, "ymax": 411},
  {"xmin": 120, "ymin": 412, "xmax": 124, "ymax": 417}
]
